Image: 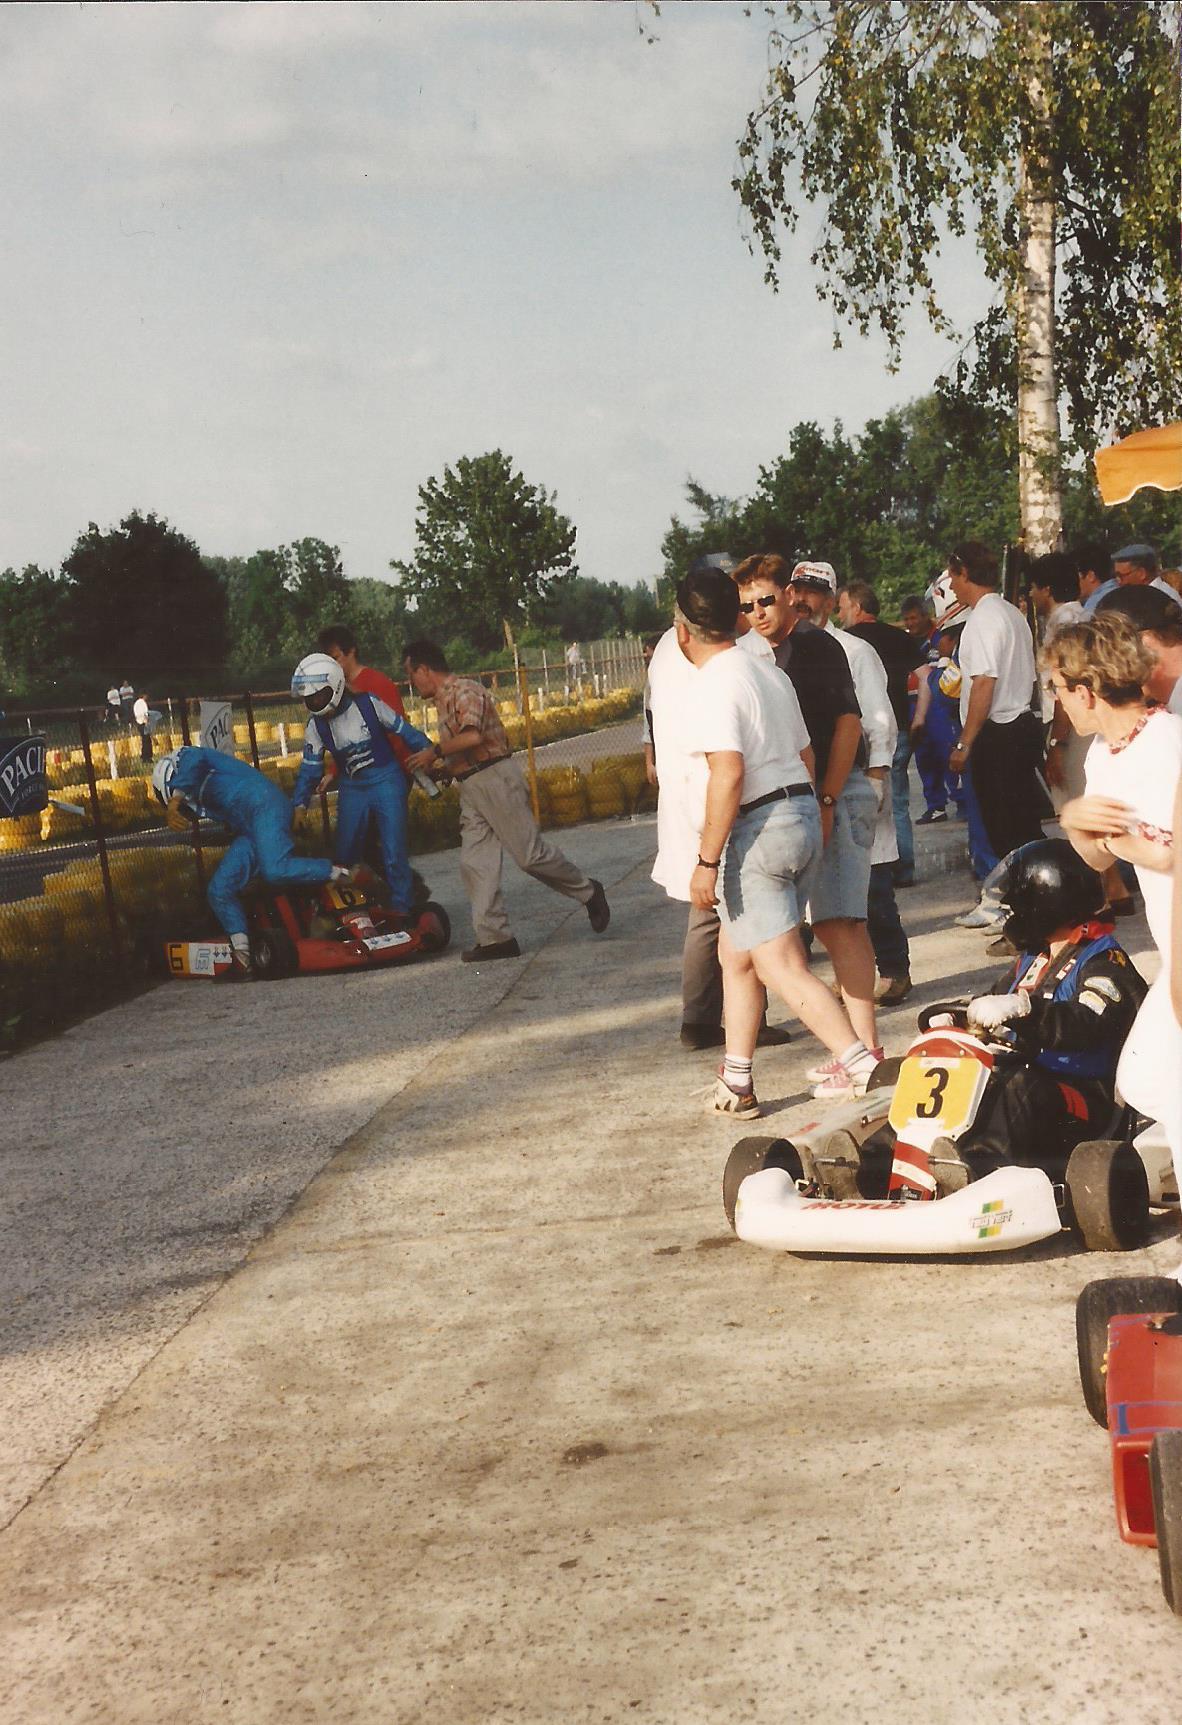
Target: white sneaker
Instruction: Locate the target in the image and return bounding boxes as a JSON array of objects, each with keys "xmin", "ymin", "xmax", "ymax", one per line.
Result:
[{"xmin": 955, "ymin": 903, "xmax": 1003, "ymax": 929}]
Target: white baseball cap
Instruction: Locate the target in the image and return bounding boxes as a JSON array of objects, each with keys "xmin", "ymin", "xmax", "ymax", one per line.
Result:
[{"xmin": 789, "ymin": 560, "xmax": 838, "ymax": 594}]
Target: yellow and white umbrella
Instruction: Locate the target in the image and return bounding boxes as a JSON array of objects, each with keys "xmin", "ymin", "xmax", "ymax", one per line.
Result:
[{"xmin": 1094, "ymin": 422, "xmax": 1182, "ymax": 506}]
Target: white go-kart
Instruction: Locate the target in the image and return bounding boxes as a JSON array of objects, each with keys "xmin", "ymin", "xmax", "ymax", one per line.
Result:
[{"xmin": 723, "ymin": 1025, "xmax": 1175, "ymax": 1259}]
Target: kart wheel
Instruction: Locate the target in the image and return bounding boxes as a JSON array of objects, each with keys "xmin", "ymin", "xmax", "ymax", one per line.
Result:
[
  {"xmin": 417, "ymin": 902, "xmax": 451, "ymax": 954},
  {"xmin": 251, "ymin": 927, "xmax": 299, "ymax": 981},
  {"xmin": 866, "ymin": 1056, "xmax": 902, "ymax": 1092},
  {"xmin": 1065, "ymin": 1138, "xmax": 1151, "ymax": 1254},
  {"xmin": 1150, "ymin": 1429, "xmax": 1182, "ymax": 1615},
  {"xmin": 1075, "ymin": 1277, "xmax": 1182, "ymax": 1427},
  {"xmin": 723, "ymin": 1136, "xmax": 803, "ymax": 1232}
]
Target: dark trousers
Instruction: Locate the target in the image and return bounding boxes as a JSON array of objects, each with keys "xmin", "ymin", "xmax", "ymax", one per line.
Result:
[
  {"xmin": 138, "ymin": 724, "xmax": 153, "ymax": 763},
  {"xmin": 961, "ymin": 1064, "xmax": 1108, "ymax": 1176},
  {"xmin": 682, "ymin": 904, "xmax": 724, "ymax": 1029},
  {"xmin": 867, "ymin": 862, "xmax": 909, "ymax": 978},
  {"xmin": 969, "ymin": 712, "xmax": 1048, "ymax": 860}
]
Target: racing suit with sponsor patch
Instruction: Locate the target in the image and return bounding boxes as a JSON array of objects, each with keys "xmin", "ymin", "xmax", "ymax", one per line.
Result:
[
  {"xmin": 170, "ymin": 746, "xmax": 334, "ymax": 940},
  {"xmin": 956, "ymin": 927, "xmax": 1146, "ymax": 1174},
  {"xmin": 293, "ymin": 692, "xmax": 432, "ymax": 915}
]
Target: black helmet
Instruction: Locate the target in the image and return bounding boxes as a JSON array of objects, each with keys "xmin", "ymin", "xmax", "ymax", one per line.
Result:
[{"xmin": 994, "ymin": 840, "xmax": 1106, "ymax": 953}]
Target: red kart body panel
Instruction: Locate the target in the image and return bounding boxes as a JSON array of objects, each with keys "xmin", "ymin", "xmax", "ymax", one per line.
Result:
[{"xmin": 1105, "ymin": 1313, "xmax": 1182, "ymax": 1545}]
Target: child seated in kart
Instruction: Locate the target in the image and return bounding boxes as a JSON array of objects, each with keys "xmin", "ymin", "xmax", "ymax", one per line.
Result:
[{"xmin": 918, "ymin": 839, "xmax": 1146, "ymax": 1177}]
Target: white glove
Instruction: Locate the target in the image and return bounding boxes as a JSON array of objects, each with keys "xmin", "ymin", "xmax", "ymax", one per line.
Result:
[{"xmin": 967, "ymin": 993, "xmax": 1032, "ymax": 1030}]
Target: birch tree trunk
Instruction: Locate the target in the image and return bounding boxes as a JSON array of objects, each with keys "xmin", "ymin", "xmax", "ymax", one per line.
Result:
[{"xmin": 1015, "ymin": 2, "xmax": 1062, "ymax": 555}]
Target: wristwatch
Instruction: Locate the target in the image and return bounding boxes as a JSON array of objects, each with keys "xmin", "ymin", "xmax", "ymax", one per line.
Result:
[
  {"xmin": 697, "ymin": 856, "xmax": 720, "ymax": 869},
  {"xmin": 819, "ymin": 793, "xmax": 836, "ymax": 808}
]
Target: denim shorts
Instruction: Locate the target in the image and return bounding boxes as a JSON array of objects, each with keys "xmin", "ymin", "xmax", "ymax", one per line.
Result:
[
  {"xmin": 803, "ymin": 770, "xmax": 877, "ymax": 924},
  {"xmin": 718, "ymin": 793, "xmax": 822, "ymax": 953}
]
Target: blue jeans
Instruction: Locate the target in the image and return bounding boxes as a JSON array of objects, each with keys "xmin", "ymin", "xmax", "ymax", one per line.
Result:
[
  {"xmin": 890, "ymin": 728, "xmax": 915, "ymax": 879},
  {"xmin": 868, "ymin": 861, "xmax": 910, "ymax": 978}
]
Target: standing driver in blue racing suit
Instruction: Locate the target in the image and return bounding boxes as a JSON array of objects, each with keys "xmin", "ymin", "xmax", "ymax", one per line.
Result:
[
  {"xmin": 153, "ymin": 747, "xmax": 349, "ymax": 979},
  {"xmin": 921, "ymin": 839, "xmax": 1146, "ymax": 1176},
  {"xmin": 290, "ymin": 652, "xmax": 433, "ymax": 918}
]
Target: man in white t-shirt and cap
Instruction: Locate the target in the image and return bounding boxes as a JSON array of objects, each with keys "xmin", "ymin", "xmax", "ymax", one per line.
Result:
[
  {"xmin": 673, "ymin": 564, "xmax": 882, "ymax": 1115},
  {"xmin": 789, "ymin": 560, "xmax": 912, "ymax": 1007},
  {"xmin": 947, "ymin": 540, "xmax": 1048, "ymax": 860}
]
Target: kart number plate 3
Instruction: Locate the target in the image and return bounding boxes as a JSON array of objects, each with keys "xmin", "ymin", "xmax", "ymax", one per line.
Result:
[
  {"xmin": 888, "ymin": 1055, "xmax": 991, "ymax": 1139},
  {"xmin": 362, "ymin": 932, "xmax": 413, "ymax": 952}
]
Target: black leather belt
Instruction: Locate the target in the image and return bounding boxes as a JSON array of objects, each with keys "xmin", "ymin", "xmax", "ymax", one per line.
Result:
[
  {"xmin": 454, "ymin": 755, "xmax": 510, "ymax": 782},
  {"xmin": 739, "ymin": 783, "xmax": 815, "ymax": 816}
]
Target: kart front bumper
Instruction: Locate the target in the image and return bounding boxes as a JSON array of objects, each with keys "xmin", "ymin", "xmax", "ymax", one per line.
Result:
[{"xmin": 734, "ymin": 1163, "xmax": 1062, "ymax": 1256}]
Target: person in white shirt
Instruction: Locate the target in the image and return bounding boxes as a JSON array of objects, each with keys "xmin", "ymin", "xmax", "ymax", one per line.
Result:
[
  {"xmin": 1097, "ymin": 584, "xmax": 1182, "ymax": 715},
  {"xmin": 673, "ymin": 567, "xmax": 883, "ymax": 1117},
  {"xmin": 132, "ymin": 691, "xmax": 154, "ymax": 763},
  {"xmin": 1046, "ymin": 613, "xmax": 1182, "ymax": 1232},
  {"xmin": 947, "ymin": 541, "xmax": 1048, "ymax": 859},
  {"xmin": 1112, "ymin": 541, "xmax": 1182, "ymax": 609}
]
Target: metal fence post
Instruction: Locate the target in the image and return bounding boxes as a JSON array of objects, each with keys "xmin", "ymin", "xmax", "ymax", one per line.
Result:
[
  {"xmin": 243, "ymin": 689, "xmax": 262, "ymax": 769},
  {"xmin": 77, "ymin": 710, "xmax": 123, "ymax": 966},
  {"xmin": 518, "ymin": 660, "xmax": 541, "ymax": 823}
]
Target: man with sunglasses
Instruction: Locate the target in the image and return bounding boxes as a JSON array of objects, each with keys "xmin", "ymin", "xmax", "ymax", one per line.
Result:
[{"xmin": 734, "ymin": 553, "xmax": 884, "ymax": 1096}]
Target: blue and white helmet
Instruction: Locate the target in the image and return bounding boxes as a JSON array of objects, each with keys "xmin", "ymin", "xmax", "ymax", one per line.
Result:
[
  {"xmin": 291, "ymin": 652, "xmax": 346, "ymax": 716},
  {"xmin": 151, "ymin": 750, "xmax": 181, "ymax": 806}
]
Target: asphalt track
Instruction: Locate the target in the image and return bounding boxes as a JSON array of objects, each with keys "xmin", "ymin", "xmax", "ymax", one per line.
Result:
[{"xmin": 2, "ymin": 810, "xmax": 1180, "ymax": 1723}]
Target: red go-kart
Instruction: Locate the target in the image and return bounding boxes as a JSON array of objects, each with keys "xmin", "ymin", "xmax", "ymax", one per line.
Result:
[{"xmin": 148, "ymin": 874, "xmax": 451, "ymax": 981}]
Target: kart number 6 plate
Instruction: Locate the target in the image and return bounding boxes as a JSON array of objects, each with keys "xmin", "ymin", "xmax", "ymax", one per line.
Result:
[{"xmin": 888, "ymin": 1056, "xmax": 991, "ymax": 1139}]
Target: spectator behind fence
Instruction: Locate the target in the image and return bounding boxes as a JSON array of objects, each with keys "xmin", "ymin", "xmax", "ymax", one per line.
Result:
[
  {"xmin": 403, "ymin": 640, "xmax": 609, "ymax": 963},
  {"xmin": 672, "ymin": 566, "xmax": 881, "ymax": 1116},
  {"xmin": 1097, "ymin": 583, "xmax": 1182, "ymax": 714},
  {"xmin": 734, "ymin": 554, "xmax": 884, "ymax": 1096},
  {"xmin": 1045, "ymin": 613, "xmax": 1182, "ymax": 1241},
  {"xmin": 838, "ymin": 579, "xmax": 930, "ymax": 891},
  {"xmin": 947, "ymin": 541, "xmax": 1048, "ymax": 861},
  {"xmin": 132, "ymin": 691, "xmax": 154, "ymax": 763}
]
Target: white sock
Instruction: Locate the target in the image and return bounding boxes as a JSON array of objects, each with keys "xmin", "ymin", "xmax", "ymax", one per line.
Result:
[
  {"xmin": 722, "ymin": 1054, "xmax": 754, "ymax": 1092},
  {"xmin": 229, "ymin": 932, "xmax": 250, "ymax": 955},
  {"xmin": 839, "ymin": 1040, "xmax": 878, "ymax": 1077},
  {"xmin": 330, "ymin": 864, "xmax": 349, "ymax": 882}
]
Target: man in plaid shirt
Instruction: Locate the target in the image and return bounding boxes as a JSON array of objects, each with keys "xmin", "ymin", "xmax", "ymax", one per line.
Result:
[{"xmin": 404, "ymin": 640, "xmax": 610, "ymax": 963}]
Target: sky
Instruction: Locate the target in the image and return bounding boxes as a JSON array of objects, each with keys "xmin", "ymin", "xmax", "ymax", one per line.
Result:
[{"xmin": 0, "ymin": 0, "xmax": 989, "ymax": 592}]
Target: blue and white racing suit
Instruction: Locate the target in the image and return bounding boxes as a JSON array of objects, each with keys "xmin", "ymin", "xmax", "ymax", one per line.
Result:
[
  {"xmin": 292, "ymin": 692, "xmax": 432, "ymax": 914},
  {"xmin": 171, "ymin": 746, "xmax": 334, "ymax": 939}
]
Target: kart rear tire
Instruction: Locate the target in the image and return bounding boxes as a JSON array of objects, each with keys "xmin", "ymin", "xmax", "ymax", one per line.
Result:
[
  {"xmin": 251, "ymin": 927, "xmax": 299, "ymax": 981},
  {"xmin": 866, "ymin": 1056, "xmax": 902, "ymax": 1092},
  {"xmin": 723, "ymin": 1136, "xmax": 803, "ymax": 1232},
  {"xmin": 1075, "ymin": 1277, "xmax": 1182, "ymax": 1427},
  {"xmin": 1065, "ymin": 1138, "xmax": 1151, "ymax": 1253},
  {"xmin": 1150, "ymin": 1428, "xmax": 1182, "ymax": 1615},
  {"xmin": 418, "ymin": 902, "xmax": 451, "ymax": 954}
]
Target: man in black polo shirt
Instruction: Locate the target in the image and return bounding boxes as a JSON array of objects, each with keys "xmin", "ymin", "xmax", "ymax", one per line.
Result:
[
  {"xmin": 734, "ymin": 553, "xmax": 883, "ymax": 1097},
  {"xmin": 837, "ymin": 579, "xmax": 930, "ymax": 885}
]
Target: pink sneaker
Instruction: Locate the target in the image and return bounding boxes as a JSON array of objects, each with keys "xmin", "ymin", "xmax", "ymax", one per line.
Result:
[
  {"xmin": 811, "ymin": 1064, "xmax": 875, "ymax": 1102},
  {"xmin": 806, "ymin": 1046, "xmax": 883, "ymax": 1085}
]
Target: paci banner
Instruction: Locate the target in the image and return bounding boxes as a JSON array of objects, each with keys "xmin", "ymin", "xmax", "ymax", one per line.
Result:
[
  {"xmin": 0, "ymin": 734, "xmax": 47, "ymax": 819},
  {"xmin": 199, "ymin": 700, "xmax": 235, "ymax": 755}
]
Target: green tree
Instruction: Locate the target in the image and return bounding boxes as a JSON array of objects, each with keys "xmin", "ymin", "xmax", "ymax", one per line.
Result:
[
  {"xmin": 61, "ymin": 511, "xmax": 227, "ymax": 682},
  {"xmin": 0, "ymin": 565, "xmax": 72, "ymax": 698},
  {"xmin": 733, "ymin": 1, "xmax": 1182, "ymax": 550},
  {"xmin": 392, "ymin": 451, "xmax": 577, "ymax": 652}
]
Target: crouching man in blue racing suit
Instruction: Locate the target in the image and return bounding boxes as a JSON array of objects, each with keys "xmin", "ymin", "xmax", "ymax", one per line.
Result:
[
  {"xmin": 290, "ymin": 652, "xmax": 433, "ymax": 917},
  {"xmin": 920, "ymin": 839, "xmax": 1146, "ymax": 1176},
  {"xmin": 153, "ymin": 746, "xmax": 349, "ymax": 978}
]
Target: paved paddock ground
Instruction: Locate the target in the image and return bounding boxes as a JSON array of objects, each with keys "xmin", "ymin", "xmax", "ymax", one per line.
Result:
[{"xmin": 1, "ymin": 816, "xmax": 1178, "ymax": 1724}]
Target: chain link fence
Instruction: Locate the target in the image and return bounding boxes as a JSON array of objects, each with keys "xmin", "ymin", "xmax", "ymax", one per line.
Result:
[{"xmin": 0, "ymin": 639, "xmax": 653, "ymax": 1048}]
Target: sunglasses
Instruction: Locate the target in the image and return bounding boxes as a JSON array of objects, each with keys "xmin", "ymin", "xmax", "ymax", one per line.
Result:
[{"xmin": 738, "ymin": 594, "xmax": 778, "ymax": 614}]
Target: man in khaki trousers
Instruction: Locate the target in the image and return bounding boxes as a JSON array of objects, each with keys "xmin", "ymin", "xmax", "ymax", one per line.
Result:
[{"xmin": 404, "ymin": 640, "xmax": 610, "ymax": 963}]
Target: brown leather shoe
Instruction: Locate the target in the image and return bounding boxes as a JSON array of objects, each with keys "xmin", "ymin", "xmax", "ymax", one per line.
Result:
[
  {"xmin": 461, "ymin": 939, "xmax": 522, "ymax": 964},
  {"xmin": 875, "ymin": 973, "xmax": 912, "ymax": 1006}
]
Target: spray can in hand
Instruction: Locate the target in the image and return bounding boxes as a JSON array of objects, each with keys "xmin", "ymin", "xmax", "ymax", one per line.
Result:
[{"xmin": 412, "ymin": 768, "xmax": 442, "ymax": 799}]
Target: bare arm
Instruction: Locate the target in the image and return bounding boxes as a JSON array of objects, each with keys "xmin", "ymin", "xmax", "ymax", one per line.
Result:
[
  {"xmin": 689, "ymin": 751, "xmax": 744, "ymax": 910},
  {"xmin": 911, "ymin": 665, "xmax": 933, "ymax": 731},
  {"xmin": 952, "ymin": 675, "xmax": 996, "ymax": 758}
]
